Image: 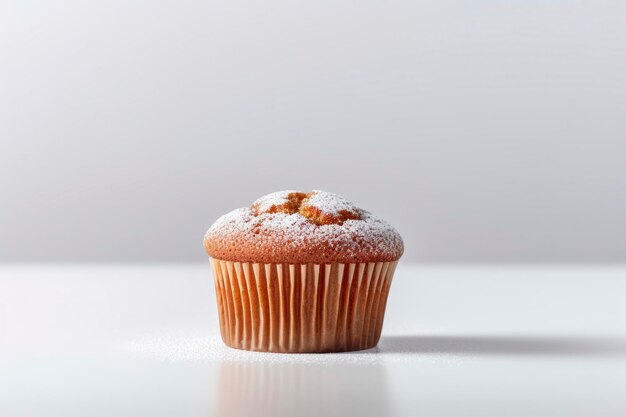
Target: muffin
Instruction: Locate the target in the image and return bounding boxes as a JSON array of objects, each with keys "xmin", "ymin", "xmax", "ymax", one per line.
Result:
[{"xmin": 204, "ymin": 190, "xmax": 403, "ymax": 353}]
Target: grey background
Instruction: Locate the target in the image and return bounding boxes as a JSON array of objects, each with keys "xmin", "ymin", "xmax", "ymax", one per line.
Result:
[{"xmin": 1, "ymin": 0, "xmax": 625, "ymax": 263}]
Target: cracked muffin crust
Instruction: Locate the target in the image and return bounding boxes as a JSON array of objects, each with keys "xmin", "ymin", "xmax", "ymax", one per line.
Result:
[{"xmin": 204, "ymin": 190, "xmax": 404, "ymax": 264}]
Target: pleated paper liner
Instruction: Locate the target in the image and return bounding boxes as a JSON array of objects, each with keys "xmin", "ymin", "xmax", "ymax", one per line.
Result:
[{"xmin": 210, "ymin": 259, "xmax": 398, "ymax": 353}]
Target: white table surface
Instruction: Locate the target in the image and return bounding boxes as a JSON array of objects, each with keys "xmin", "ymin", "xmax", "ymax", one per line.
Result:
[{"xmin": 1, "ymin": 264, "xmax": 626, "ymax": 417}]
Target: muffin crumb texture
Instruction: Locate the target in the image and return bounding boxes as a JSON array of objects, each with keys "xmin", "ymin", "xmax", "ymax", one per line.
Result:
[{"xmin": 204, "ymin": 190, "xmax": 404, "ymax": 264}]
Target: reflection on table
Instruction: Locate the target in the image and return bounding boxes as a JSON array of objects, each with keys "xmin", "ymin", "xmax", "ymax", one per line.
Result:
[{"xmin": 216, "ymin": 360, "xmax": 389, "ymax": 417}]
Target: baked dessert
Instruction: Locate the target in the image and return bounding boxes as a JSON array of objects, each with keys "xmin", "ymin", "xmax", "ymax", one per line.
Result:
[{"xmin": 204, "ymin": 190, "xmax": 403, "ymax": 353}]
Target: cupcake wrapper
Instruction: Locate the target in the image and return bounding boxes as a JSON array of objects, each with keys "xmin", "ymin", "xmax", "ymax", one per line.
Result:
[{"xmin": 210, "ymin": 259, "xmax": 398, "ymax": 353}]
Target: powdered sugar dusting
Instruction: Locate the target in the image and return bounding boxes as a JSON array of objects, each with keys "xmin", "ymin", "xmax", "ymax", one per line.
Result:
[
  {"xmin": 252, "ymin": 190, "xmax": 301, "ymax": 213},
  {"xmin": 302, "ymin": 190, "xmax": 358, "ymax": 216},
  {"xmin": 204, "ymin": 190, "xmax": 404, "ymax": 263}
]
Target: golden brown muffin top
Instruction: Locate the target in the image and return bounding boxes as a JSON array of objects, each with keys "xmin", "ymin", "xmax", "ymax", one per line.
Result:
[{"xmin": 204, "ymin": 190, "xmax": 404, "ymax": 264}]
